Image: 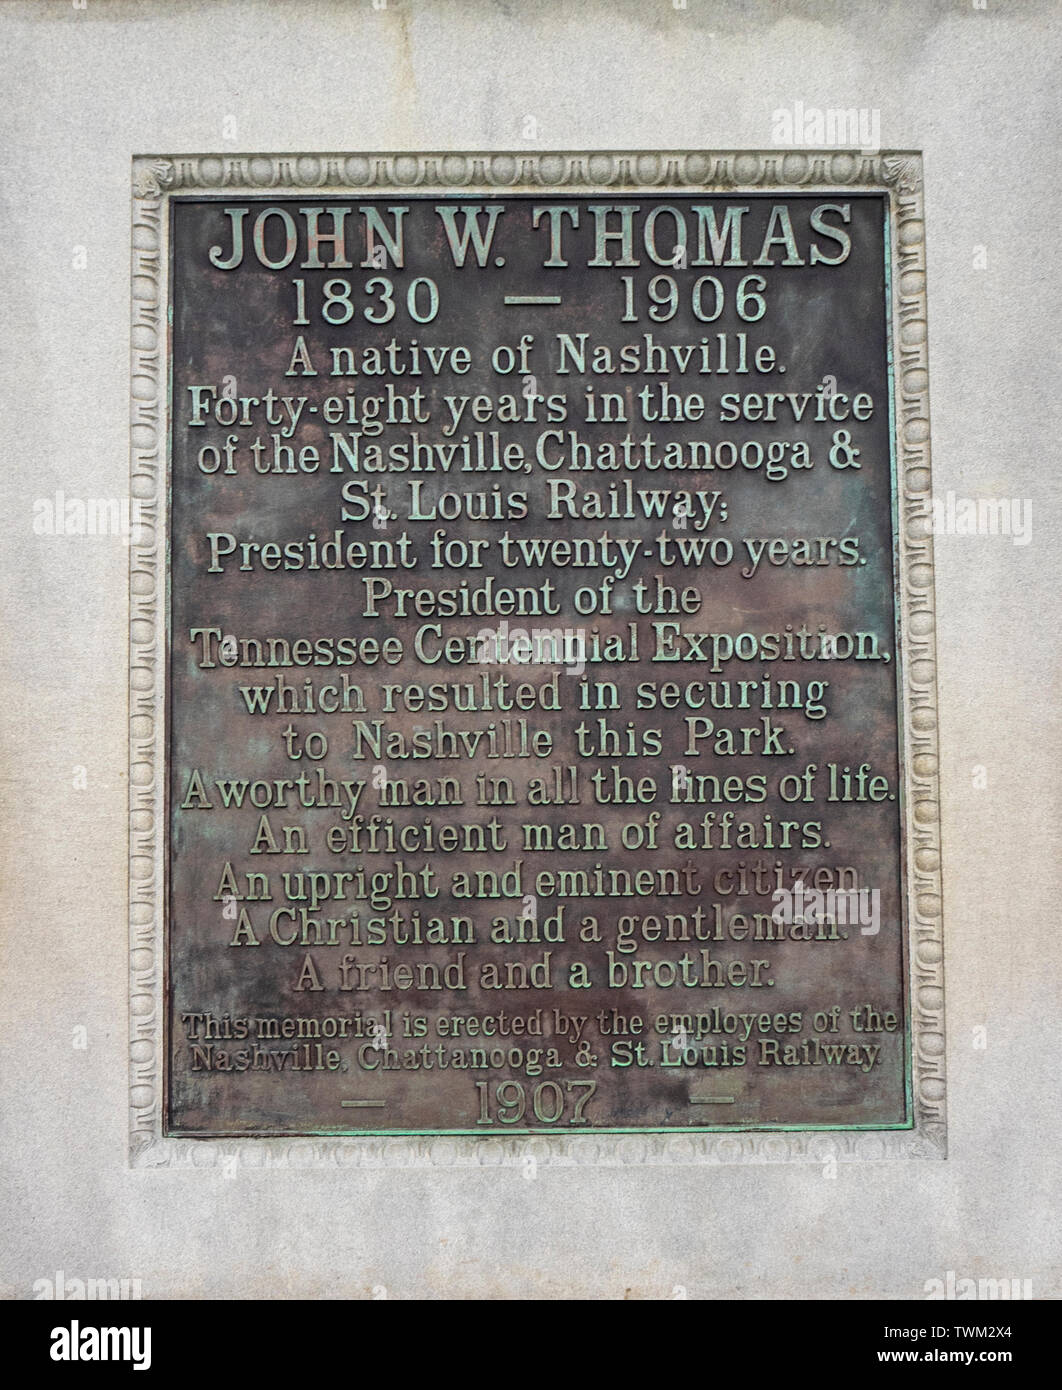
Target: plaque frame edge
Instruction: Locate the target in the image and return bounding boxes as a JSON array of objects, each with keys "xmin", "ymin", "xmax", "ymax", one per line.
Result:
[{"xmin": 128, "ymin": 149, "xmax": 945, "ymax": 1169}]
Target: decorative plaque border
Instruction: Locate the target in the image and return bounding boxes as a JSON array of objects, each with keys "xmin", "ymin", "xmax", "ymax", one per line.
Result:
[{"xmin": 129, "ymin": 151, "xmax": 944, "ymax": 1168}]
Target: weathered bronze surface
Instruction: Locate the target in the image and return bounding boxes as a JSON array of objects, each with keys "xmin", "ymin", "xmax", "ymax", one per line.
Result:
[{"xmin": 165, "ymin": 192, "xmax": 908, "ymax": 1135}]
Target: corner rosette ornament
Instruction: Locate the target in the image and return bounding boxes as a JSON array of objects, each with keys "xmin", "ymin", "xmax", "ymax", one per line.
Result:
[
  {"xmin": 882, "ymin": 156, "xmax": 921, "ymax": 195},
  {"xmin": 134, "ymin": 159, "xmax": 174, "ymax": 198}
]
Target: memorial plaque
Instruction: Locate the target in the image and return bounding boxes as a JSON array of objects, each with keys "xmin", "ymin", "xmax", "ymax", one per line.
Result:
[{"xmin": 129, "ymin": 153, "xmax": 944, "ymax": 1156}]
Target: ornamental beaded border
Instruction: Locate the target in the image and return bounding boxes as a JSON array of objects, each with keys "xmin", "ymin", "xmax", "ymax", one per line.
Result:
[{"xmin": 129, "ymin": 150, "xmax": 944, "ymax": 1169}]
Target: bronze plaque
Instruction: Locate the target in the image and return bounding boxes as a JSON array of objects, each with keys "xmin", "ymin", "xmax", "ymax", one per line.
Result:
[{"xmin": 139, "ymin": 157, "xmax": 939, "ymax": 1147}]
